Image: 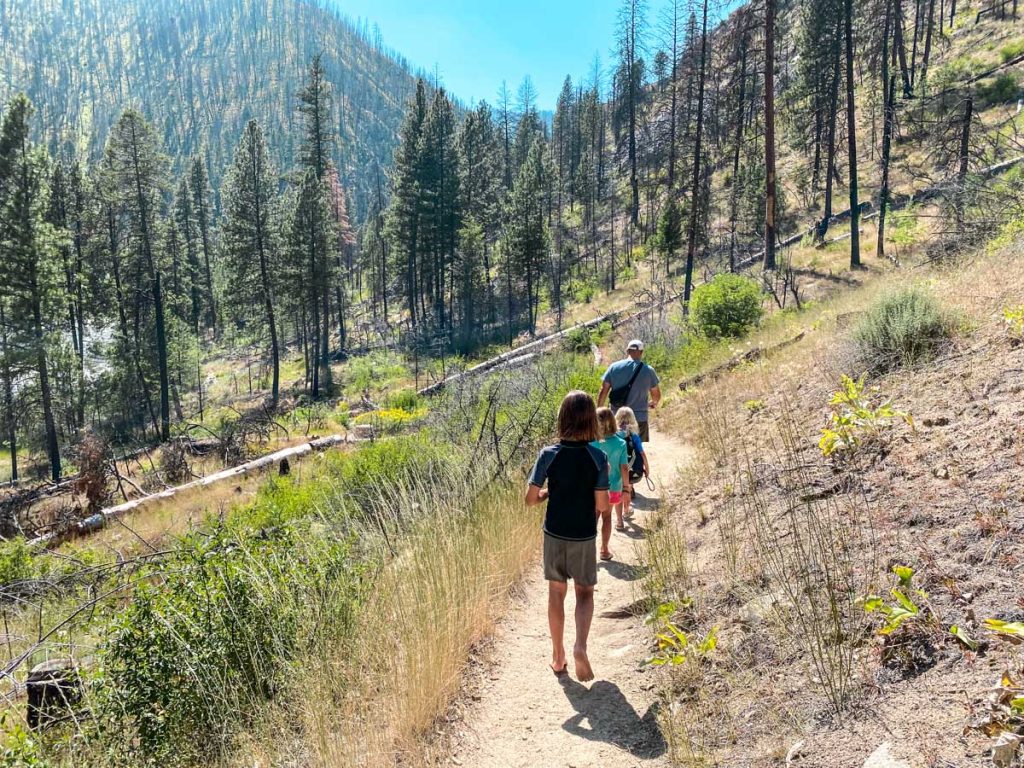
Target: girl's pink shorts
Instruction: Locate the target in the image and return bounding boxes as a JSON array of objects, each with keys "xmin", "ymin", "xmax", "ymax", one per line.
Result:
[{"xmin": 609, "ymin": 491, "xmax": 623, "ymax": 505}]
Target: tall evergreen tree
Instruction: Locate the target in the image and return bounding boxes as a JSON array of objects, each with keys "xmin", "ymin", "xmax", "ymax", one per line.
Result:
[
  {"xmin": 189, "ymin": 156, "xmax": 217, "ymax": 333},
  {"xmin": 101, "ymin": 109, "xmax": 172, "ymax": 441},
  {"xmin": 0, "ymin": 95, "xmax": 64, "ymax": 480},
  {"xmin": 385, "ymin": 79, "xmax": 428, "ymax": 329},
  {"xmin": 503, "ymin": 139, "xmax": 549, "ymax": 336},
  {"xmin": 417, "ymin": 88, "xmax": 461, "ymax": 333},
  {"xmin": 222, "ymin": 120, "xmax": 283, "ymax": 408},
  {"xmin": 615, "ymin": 0, "xmax": 648, "ymax": 229}
]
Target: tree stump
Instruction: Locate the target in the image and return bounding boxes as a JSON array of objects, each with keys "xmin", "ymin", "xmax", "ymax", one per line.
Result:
[{"xmin": 26, "ymin": 659, "xmax": 80, "ymax": 729}]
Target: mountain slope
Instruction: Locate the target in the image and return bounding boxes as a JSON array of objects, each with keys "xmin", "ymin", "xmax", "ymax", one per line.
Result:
[{"xmin": 0, "ymin": 0, "xmax": 419, "ymax": 219}]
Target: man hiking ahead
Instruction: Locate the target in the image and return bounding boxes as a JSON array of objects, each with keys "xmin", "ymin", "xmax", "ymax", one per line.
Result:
[{"xmin": 598, "ymin": 339, "xmax": 661, "ymax": 442}]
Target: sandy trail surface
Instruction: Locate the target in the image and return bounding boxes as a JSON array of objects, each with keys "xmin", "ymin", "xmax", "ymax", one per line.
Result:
[{"xmin": 450, "ymin": 429, "xmax": 693, "ymax": 768}]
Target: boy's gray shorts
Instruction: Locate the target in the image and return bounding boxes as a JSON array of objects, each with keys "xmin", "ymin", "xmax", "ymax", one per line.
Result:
[{"xmin": 543, "ymin": 534, "xmax": 597, "ymax": 587}]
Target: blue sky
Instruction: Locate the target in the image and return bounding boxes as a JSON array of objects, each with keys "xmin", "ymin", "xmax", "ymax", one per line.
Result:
[{"xmin": 335, "ymin": 0, "xmax": 628, "ymax": 109}]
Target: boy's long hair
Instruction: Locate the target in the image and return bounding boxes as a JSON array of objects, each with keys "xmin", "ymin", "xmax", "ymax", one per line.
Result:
[
  {"xmin": 595, "ymin": 407, "xmax": 617, "ymax": 438},
  {"xmin": 557, "ymin": 391, "xmax": 600, "ymax": 442},
  {"xmin": 615, "ymin": 406, "xmax": 640, "ymax": 436}
]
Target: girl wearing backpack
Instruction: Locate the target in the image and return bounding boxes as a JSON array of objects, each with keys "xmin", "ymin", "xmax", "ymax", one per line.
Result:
[{"xmin": 615, "ymin": 407, "xmax": 648, "ymax": 523}]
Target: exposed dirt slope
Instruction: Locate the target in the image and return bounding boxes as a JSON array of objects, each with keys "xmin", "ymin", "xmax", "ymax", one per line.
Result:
[{"xmin": 655, "ymin": 247, "xmax": 1024, "ymax": 767}]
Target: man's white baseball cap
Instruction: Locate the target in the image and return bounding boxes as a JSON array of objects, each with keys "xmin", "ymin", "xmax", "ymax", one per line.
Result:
[{"xmin": 627, "ymin": 339, "xmax": 644, "ymax": 351}]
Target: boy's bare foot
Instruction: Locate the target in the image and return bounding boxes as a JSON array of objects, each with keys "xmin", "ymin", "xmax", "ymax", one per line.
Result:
[
  {"xmin": 550, "ymin": 649, "xmax": 567, "ymax": 674},
  {"xmin": 573, "ymin": 645, "xmax": 594, "ymax": 682},
  {"xmin": 600, "ymin": 551, "xmax": 613, "ymax": 561}
]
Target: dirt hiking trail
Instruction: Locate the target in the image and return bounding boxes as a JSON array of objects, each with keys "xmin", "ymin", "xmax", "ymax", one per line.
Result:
[{"xmin": 449, "ymin": 429, "xmax": 693, "ymax": 768}]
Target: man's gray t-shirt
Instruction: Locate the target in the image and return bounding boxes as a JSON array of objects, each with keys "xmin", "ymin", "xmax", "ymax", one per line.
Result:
[{"xmin": 602, "ymin": 359, "xmax": 660, "ymax": 421}]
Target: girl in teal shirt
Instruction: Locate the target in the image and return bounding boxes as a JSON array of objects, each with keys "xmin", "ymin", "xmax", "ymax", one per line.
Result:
[{"xmin": 591, "ymin": 407, "xmax": 630, "ymax": 560}]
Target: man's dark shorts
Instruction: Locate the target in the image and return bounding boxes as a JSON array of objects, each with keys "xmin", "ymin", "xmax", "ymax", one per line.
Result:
[
  {"xmin": 638, "ymin": 420, "xmax": 650, "ymax": 443},
  {"xmin": 543, "ymin": 534, "xmax": 597, "ymax": 587}
]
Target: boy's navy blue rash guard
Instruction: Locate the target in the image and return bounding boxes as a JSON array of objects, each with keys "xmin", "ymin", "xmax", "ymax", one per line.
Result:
[{"xmin": 529, "ymin": 440, "xmax": 609, "ymax": 541}]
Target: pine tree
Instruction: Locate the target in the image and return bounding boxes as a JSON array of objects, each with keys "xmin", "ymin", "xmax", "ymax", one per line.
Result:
[
  {"xmin": 845, "ymin": 0, "xmax": 861, "ymax": 268},
  {"xmin": 654, "ymin": 197, "xmax": 684, "ymax": 276},
  {"xmin": 101, "ymin": 109, "xmax": 172, "ymax": 441},
  {"xmin": 0, "ymin": 95, "xmax": 64, "ymax": 480},
  {"xmin": 189, "ymin": 156, "xmax": 217, "ymax": 333},
  {"xmin": 504, "ymin": 139, "xmax": 549, "ymax": 336},
  {"xmin": 221, "ymin": 120, "xmax": 283, "ymax": 408},
  {"xmin": 416, "ymin": 88, "xmax": 461, "ymax": 333},
  {"xmin": 171, "ymin": 176, "xmax": 203, "ymax": 329},
  {"xmin": 385, "ymin": 79, "xmax": 428, "ymax": 329},
  {"xmin": 296, "ymin": 54, "xmax": 338, "ymax": 394},
  {"xmin": 616, "ymin": 0, "xmax": 647, "ymax": 229},
  {"xmin": 763, "ymin": 0, "xmax": 778, "ymax": 270},
  {"xmin": 288, "ymin": 170, "xmax": 337, "ymax": 397},
  {"xmin": 683, "ymin": 0, "xmax": 710, "ymax": 309},
  {"xmin": 457, "ymin": 101, "xmax": 504, "ymax": 325}
]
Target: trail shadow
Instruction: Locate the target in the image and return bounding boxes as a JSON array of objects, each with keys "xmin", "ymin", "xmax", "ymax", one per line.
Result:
[
  {"xmin": 620, "ymin": 520, "xmax": 648, "ymax": 540},
  {"xmin": 598, "ymin": 559, "xmax": 647, "ymax": 582},
  {"xmin": 599, "ymin": 596, "xmax": 652, "ymax": 619},
  {"xmin": 558, "ymin": 677, "xmax": 667, "ymax": 758},
  {"xmin": 630, "ymin": 493, "xmax": 661, "ymax": 512}
]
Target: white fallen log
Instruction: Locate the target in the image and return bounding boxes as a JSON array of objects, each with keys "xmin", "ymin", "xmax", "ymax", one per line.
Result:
[{"xmin": 29, "ymin": 434, "xmax": 350, "ymax": 549}]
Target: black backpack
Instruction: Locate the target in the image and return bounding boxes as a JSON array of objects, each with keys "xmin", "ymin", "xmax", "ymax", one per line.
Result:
[
  {"xmin": 625, "ymin": 433, "xmax": 644, "ymax": 481},
  {"xmin": 609, "ymin": 362, "xmax": 645, "ymax": 410}
]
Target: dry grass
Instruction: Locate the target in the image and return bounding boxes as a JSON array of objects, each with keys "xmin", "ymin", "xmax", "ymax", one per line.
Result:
[{"xmin": 222, "ymin": 461, "xmax": 542, "ymax": 768}]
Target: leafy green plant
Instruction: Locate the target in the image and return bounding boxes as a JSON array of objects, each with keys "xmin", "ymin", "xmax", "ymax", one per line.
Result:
[
  {"xmin": 744, "ymin": 399, "xmax": 766, "ymax": 414},
  {"xmin": 1003, "ymin": 305, "xmax": 1024, "ymax": 341},
  {"xmin": 852, "ymin": 287, "xmax": 954, "ymax": 372},
  {"xmin": 862, "ymin": 565, "xmax": 925, "ymax": 635},
  {"xmin": 0, "ymin": 712, "xmax": 45, "ymax": 767},
  {"xmin": 0, "ymin": 538, "xmax": 34, "ymax": 586},
  {"xmin": 984, "ymin": 618, "xmax": 1024, "ymax": 644},
  {"xmin": 887, "ymin": 204, "xmax": 921, "ymax": 247},
  {"xmin": 382, "ymin": 388, "xmax": 421, "ymax": 411},
  {"xmin": 862, "ymin": 565, "xmax": 946, "ymax": 672},
  {"xmin": 819, "ymin": 375, "xmax": 913, "ymax": 457},
  {"xmin": 690, "ymin": 273, "xmax": 764, "ymax": 339},
  {"xmin": 643, "ymin": 601, "xmax": 717, "ymax": 667}
]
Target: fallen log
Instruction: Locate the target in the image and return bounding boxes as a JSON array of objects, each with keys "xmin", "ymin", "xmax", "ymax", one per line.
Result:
[
  {"xmin": 28, "ymin": 434, "xmax": 351, "ymax": 549},
  {"xmin": 678, "ymin": 331, "xmax": 807, "ymax": 392},
  {"xmin": 417, "ymin": 293, "xmax": 689, "ymax": 396}
]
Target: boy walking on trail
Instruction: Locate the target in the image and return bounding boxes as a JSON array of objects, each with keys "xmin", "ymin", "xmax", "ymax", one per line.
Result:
[
  {"xmin": 598, "ymin": 339, "xmax": 661, "ymax": 442},
  {"xmin": 591, "ymin": 407, "xmax": 630, "ymax": 548},
  {"xmin": 526, "ymin": 391, "xmax": 610, "ymax": 682}
]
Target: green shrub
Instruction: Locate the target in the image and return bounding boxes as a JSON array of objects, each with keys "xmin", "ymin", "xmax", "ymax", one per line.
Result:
[
  {"xmin": 691, "ymin": 274, "xmax": 764, "ymax": 339},
  {"xmin": 852, "ymin": 287, "xmax": 955, "ymax": 372},
  {"xmin": 0, "ymin": 538, "xmax": 34, "ymax": 586},
  {"xmin": 382, "ymin": 388, "xmax": 421, "ymax": 411},
  {"xmin": 99, "ymin": 525, "xmax": 366, "ymax": 764},
  {"xmin": 1001, "ymin": 39, "xmax": 1024, "ymax": 63},
  {"xmin": 561, "ymin": 320, "xmax": 612, "ymax": 353},
  {"xmin": 978, "ymin": 73, "xmax": 1021, "ymax": 106}
]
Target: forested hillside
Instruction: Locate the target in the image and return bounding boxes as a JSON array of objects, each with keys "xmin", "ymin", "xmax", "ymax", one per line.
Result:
[{"xmin": 0, "ymin": 0, "xmax": 417, "ymax": 219}]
